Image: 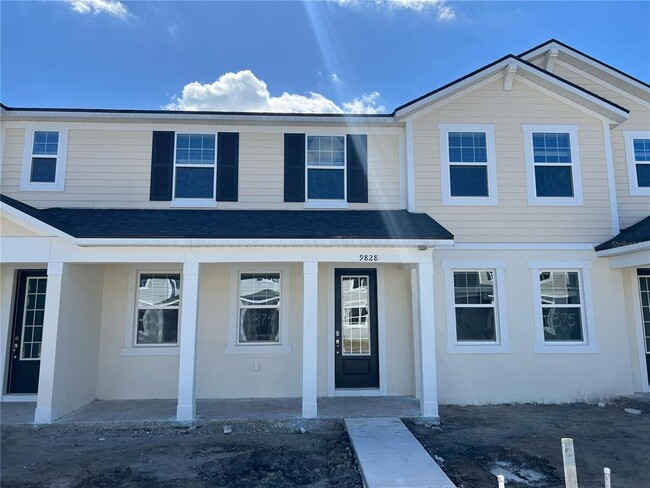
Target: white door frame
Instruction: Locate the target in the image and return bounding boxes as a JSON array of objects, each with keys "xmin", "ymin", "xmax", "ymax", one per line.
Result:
[{"xmin": 632, "ymin": 268, "xmax": 650, "ymax": 393}]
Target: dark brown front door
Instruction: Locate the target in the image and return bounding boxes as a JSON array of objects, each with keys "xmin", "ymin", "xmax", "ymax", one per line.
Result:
[
  {"xmin": 7, "ymin": 270, "xmax": 47, "ymax": 394},
  {"xmin": 334, "ymin": 269, "xmax": 379, "ymax": 389}
]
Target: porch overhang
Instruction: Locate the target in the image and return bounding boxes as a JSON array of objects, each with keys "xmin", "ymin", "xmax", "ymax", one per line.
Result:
[{"xmin": 595, "ymin": 216, "xmax": 650, "ymax": 268}]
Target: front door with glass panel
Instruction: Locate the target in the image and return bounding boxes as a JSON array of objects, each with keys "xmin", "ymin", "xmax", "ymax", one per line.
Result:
[
  {"xmin": 638, "ymin": 269, "xmax": 650, "ymax": 386},
  {"xmin": 7, "ymin": 270, "xmax": 47, "ymax": 394},
  {"xmin": 335, "ymin": 269, "xmax": 379, "ymax": 389}
]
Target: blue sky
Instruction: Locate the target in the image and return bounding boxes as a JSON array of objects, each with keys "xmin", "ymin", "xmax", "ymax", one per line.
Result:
[{"xmin": 1, "ymin": 1, "xmax": 649, "ymax": 113}]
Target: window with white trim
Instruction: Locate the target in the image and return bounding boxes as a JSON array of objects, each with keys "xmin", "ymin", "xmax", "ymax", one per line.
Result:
[
  {"xmin": 439, "ymin": 124, "xmax": 497, "ymax": 205},
  {"xmin": 238, "ymin": 272, "xmax": 281, "ymax": 344},
  {"xmin": 529, "ymin": 261, "xmax": 598, "ymax": 353},
  {"xmin": 135, "ymin": 273, "xmax": 181, "ymax": 346},
  {"xmin": 306, "ymin": 135, "xmax": 346, "ymax": 202},
  {"xmin": 624, "ymin": 131, "xmax": 650, "ymax": 195},
  {"xmin": 443, "ymin": 262, "xmax": 510, "ymax": 353},
  {"xmin": 20, "ymin": 128, "xmax": 69, "ymax": 191},
  {"xmin": 523, "ymin": 125, "xmax": 582, "ymax": 205},
  {"xmin": 173, "ymin": 133, "xmax": 216, "ymax": 203}
]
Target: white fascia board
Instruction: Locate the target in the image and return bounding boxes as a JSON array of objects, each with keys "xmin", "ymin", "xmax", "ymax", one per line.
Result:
[
  {"xmin": 0, "ymin": 202, "xmax": 74, "ymax": 242},
  {"xmin": 395, "ymin": 57, "xmax": 628, "ymax": 124},
  {"xmin": 74, "ymin": 237, "xmax": 454, "ymax": 248},
  {"xmin": 0, "ymin": 109, "xmax": 398, "ymax": 127},
  {"xmin": 596, "ymin": 240, "xmax": 650, "ymax": 258},
  {"xmin": 521, "ymin": 42, "xmax": 650, "ymax": 96}
]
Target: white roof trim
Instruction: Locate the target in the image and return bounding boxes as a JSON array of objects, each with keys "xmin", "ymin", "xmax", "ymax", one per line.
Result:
[
  {"xmin": 521, "ymin": 41, "xmax": 650, "ymax": 95},
  {"xmin": 395, "ymin": 57, "xmax": 629, "ymax": 123},
  {"xmin": 0, "ymin": 202, "xmax": 73, "ymax": 242},
  {"xmin": 596, "ymin": 240, "xmax": 650, "ymax": 258}
]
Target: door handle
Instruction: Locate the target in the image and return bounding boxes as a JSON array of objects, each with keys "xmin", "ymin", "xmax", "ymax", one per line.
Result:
[{"xmin": 335, "ymin": 339, "xmax": 340, "ymax": 345}]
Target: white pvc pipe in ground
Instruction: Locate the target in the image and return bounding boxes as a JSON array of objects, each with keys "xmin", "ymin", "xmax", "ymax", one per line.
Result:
[
  {"xmin": 497, "ymin": 474, "xmax": 506, "ymax": 488},
  {"xmin": 562, "ymin": 438, "xmax": 579, "ymax": 488},
  {"xmin": 604, "ymin": 467, "xmax": 611, "ymax": 488}
]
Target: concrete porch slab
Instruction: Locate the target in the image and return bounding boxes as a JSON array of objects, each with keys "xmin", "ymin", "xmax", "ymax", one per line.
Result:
[
  {"xmin": 345, "ymin": 417, "xmax": 455, "ymax": 488},
  {"xmin": 1, "ymin": 402, "xmax": 36, "ymax": 425}
]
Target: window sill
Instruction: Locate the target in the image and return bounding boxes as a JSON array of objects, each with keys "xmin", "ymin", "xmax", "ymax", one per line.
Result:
[
  {"xmin": 225, "ymin": 345, "xmax": 292, "ymax": 355},
  {"xmin": 446, "ymin": 344, "xmax": 511, "ymax": 354},
  {"xmin": 534, "ymin": 344, "xmax": 599, "ymax": 354},
  {"xmin": 304, "ymin": 201, "xmax": 349, "ymax": 209},
  {"xmin": 629, "ymin": 186, "xmax": 650, "ymax": 196},
  {"xmin": 120, "ymin": 347, "xmax": 180, "ymax": 357},
  {"xmin": 170, "ymin": 200, "xmax": 218, "ymax": 208}
]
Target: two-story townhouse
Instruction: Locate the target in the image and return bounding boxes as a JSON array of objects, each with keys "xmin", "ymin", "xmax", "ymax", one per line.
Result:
[{"xmin": 1, "ymin": 39, "xmax": 648, "ymax": 423}]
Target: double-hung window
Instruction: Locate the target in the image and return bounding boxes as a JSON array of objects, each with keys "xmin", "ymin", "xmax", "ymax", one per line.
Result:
[
  {"xmin": 529, "ymin": 261, "xmax": 598, "ymax": 353},
  {"xmin": 173, "ymin": 133, "xmax": 217, "ymax": 205},
  {"xmin": 238, "ymin": 273, "xmax": 281, "ymax": 344},
  {"xmin": 443, "ymin": 262, "xmax": 510, "ymax": 353},
  {"xmin": 624, "ymin": 131, "xmax": 650, "ymax": 195},
  {"xmin": 21, "ymin": 129, "xmax": 69, "ymax": 191},
  {"xmin": 439, "ymin": 124, "xmax": 497, "ymax": 205},
  {"xmin": 135, "ymin": 273, "xmax": 181, "ymax": 346},
  {"xmin": 306, "ymin": 135, "xmax": 346, "ymax": 205},
  {"xmin": 523, "ymin": 125, "xmax": 582, "ymax": 205}
]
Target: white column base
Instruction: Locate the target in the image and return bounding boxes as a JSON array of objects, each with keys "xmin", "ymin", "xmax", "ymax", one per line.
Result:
[
  {"xmin": 34, "ymin": 406, "xmax": 57, "ymax": 424},
  {"xmin": 420, "ymin": 401, "xmax": 439, "ymax": 419},
  {"xmin": 302, "ymin": 401, "xmax": 318, "ymax": 419},
  {"xmin": 176, "ymin": 403, "xmax": 196, "ymax": 422}
]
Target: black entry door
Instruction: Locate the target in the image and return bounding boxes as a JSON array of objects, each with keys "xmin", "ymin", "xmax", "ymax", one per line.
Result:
[
  {"xmin": 335, "ymin": 269, "xmax": 379, "ymax": 389},
  {"xmin": 639, "ymin": 269, "xmax": 650, "ymax": 386},
  {"xmin": 7, "ymin": 270, "xmax": 47, "ymax": 394}
]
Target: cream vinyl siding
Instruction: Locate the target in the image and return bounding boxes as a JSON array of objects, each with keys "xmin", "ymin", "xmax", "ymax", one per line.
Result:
[
  {"xmin": 413, "ymin": 77, "xmax": 614, "ymax": 243},
  {"xmin": 434, "ymin": 249, "xmax": 634, "ymax": 405},
  {"xmin": 2, "ymin": 128, "xmax": 402, "ymax": 210},
  {"xmin": 551, "ymin": 63, "xmax": 650, "ymax": 228},
  {"xmin": 0, "ymin": 216, "xmax": 43, "ymax": 237}
]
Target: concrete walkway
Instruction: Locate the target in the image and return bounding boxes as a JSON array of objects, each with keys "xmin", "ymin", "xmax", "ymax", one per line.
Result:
[{"xmin": 345, "ymin": 418, "xmax": 456, "ymax": 488}]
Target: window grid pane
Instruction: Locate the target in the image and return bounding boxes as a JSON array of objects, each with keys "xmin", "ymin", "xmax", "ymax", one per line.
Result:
[
  {"xmin": 136, "ymin": 273, "xmax": 181, "ymax": 345},
  {"xmin": 176, "ymin": 134, "xmax": 215, "ymax": 165},
  {"xmin": 21, "ymin": 277, "xmax": 47, "ymax": 360},
  {"xmin": 32, "ymin": 131, "xmax": 59, "ymax": 156},
  {"xmin": 532, "ymin": 132, "xmax": 571, "ymax": 164},
  {"xmin": 239, "ymin": 273, "xmax": 281, "ymax": 344},
  {"xmin": 448, "ymin": 132, "xmax": 487, "ymax": 163},
  {"xmin": 633, "ymin": 138, "xmax": 650, "ymax": 162},
  {"xmin": 452, "ymin": 271, "xmax": 497, "ymax": 342},
  {"xmin": 307, "ymin": 136, "xmax": 345, "ymax": 167},
  {"xmin": 341, "ymin": 276, "xmax": 371, "ymax": 355}
]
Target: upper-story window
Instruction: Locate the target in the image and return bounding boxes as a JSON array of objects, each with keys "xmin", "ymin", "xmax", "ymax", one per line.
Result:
[
  {"xmin": 439, "ymin": 124, "xmax": 497, "ymax": 205},
  {"xmin": 20, "ymin": 128, "xmax": 69, "ymax": 192},
  {"xmin": 306, "ymin": 135, "xmax": 346, "ymax": 205},
  {"xmin": 623, "ymin": 131, "xmax": 650, "ymax": 196},
  {"xmin": 172, "ymin": 133, "xmax": 217, "ymax": 206},
  {"xmin": 523, "ymin": 125, "xmax": 583, "ymax": 206}
]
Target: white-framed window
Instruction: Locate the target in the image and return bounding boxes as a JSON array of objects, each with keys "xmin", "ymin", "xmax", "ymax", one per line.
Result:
[
  {"xmin": 121, "ymin": 267, "xmax": 182, "ymax": 356},
  {"xmin": 523, "ymin": 125, "xmax": 583, "ymax": 206},
  {"xmin": 171, "ymin": 133, "xmax": 217, "ymax": 208},
  {"xmin": 226, "ymin": 265, "xmax": 292, "ymax": 354},
  {"xmin": 442, "ymin": 261, "xmax": 510, "ymax": 353},
  {"xmin": 623, "ymin": 131, "xmax": 650, "ymax": 196},
  {"xmin": 20, "ymin": 128, "xmax": 69, "ymax": 191},
  {"xmin": 529, "ymin": 261, "xmax": 598, "ymax": 353},
  {"xmin": 305, "ymin": 135, "xmax": 348, "ymax": 208},
  {"xmin": 439, "ymin": 124, "xmax": 498, "ymax": 205}
]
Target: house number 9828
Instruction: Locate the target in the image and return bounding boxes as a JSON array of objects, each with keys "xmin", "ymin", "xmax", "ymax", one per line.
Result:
[{"xmin": 359, "ymin": 254, "xmax": 379, "ymax": 262}]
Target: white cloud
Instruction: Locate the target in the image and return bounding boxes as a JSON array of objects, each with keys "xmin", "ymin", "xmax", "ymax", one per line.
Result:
[
  {"xmin": 165, "ymin": 70, "xmax": 385, "ymax": 115},
  {"xmin": 67, "ymin": 0, "xmax": 129, "ymax": 19},
  {"xmin": 332, "ymin": 0, "xmax": 455, "ymax": 21},
  {"xmin": 330, "ymin": 73, "xmax": 340, "ymax": 83}
]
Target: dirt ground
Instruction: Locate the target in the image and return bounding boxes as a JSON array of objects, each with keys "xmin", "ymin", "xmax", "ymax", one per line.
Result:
[
  {"xmin": 406, "ymin": 399, "xmax": 650, "ymax": 488},
  {"xmin": 0, "ymin": 419, "xmax": 362, "ymax": 488}
]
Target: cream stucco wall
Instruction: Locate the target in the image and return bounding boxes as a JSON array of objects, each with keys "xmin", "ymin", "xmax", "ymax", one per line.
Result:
[
  {"xmin": 413, "ymin": 77, "xmax": 615, "ymax": 243},
  {"xmin": 433, "ymin": 249, "xmax": 635, "ymax": 405},
  {"xmin": 1, "ymin": 127, "xmax": 402, "ymax": 211}
]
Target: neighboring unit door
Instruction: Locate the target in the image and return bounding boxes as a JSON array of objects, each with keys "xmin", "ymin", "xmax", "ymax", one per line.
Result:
[
  {"xmin": 7, "ymin": 270, "xmax": 47, "ymax": 394},
  {"xmin": 638, "ymin": 269, "xmax": 650, "ymax": 386},
  {"xmin": 335, "ymin": 269, "xmax": 379, "ymax": 389}
]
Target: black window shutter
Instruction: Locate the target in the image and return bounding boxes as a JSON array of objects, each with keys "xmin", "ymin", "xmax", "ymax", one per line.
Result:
[
  {"xmin": 346, "ymin": 134, "xmax": 368, "ymax": 203},
  {"xmin": 150, "ymin": 131, "xmax": 175, "ymax": 201},
  {"xmin": 284, "ymin": 133, "xmax": 306, "ymax": 202},
  {"xmin": 217, "ymin": 132, "xmax": 239, "ymax": 202}
]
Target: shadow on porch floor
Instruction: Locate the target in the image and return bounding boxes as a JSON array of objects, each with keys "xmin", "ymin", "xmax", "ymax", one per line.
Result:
[{"xmin": 1, "ymin": 396, "xmax": 421, "ymax": 424}]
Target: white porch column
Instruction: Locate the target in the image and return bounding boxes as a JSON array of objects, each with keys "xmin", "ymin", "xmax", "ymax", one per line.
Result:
[
  {"xmin": 176, "ymin": 261, "xmax": 201, "ymax": 421},
  {"xmin": 302, "ymin": 260, "xmax": 318, "ymax": 418},
  {"xmin": 416, "ymin": 260, "xmax": 439, "ymax": 418},
  {"xmin": 34, "ymin": 262, "xmax": 66, "ymax": 424}
]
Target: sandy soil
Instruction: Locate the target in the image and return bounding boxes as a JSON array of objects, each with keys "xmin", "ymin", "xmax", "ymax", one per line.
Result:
[
  {"xmin": 406, "ymin": 399, "xmax": 650, "ymax": 488},
  {"xmin": 0, "ymin": 419, "xmax": 362, "ymax": 488}
]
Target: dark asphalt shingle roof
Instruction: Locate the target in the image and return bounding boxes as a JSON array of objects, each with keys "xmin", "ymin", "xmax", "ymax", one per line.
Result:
[
  {"xmin": 596, "ymin": 216, "xmax": 650, "ymax": 252},
  {"xmin": 0, "ymin": 194, "xmax": 453, "ymax": 241}
]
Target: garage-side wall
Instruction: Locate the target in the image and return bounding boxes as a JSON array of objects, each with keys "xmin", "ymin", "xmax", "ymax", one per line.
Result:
[{"xmin": 434, "ymin": 249, "xmax": 634, "ymax": 404}]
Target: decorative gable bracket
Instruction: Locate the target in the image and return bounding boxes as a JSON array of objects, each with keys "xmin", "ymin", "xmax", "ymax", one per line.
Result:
[
  {"xmin": 503, "ymin": 63, "xmax": 517, "ymax": 91},
  {"xmin": 544, "ymin": 47, "xmax": 559, "ymax": 72}
]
